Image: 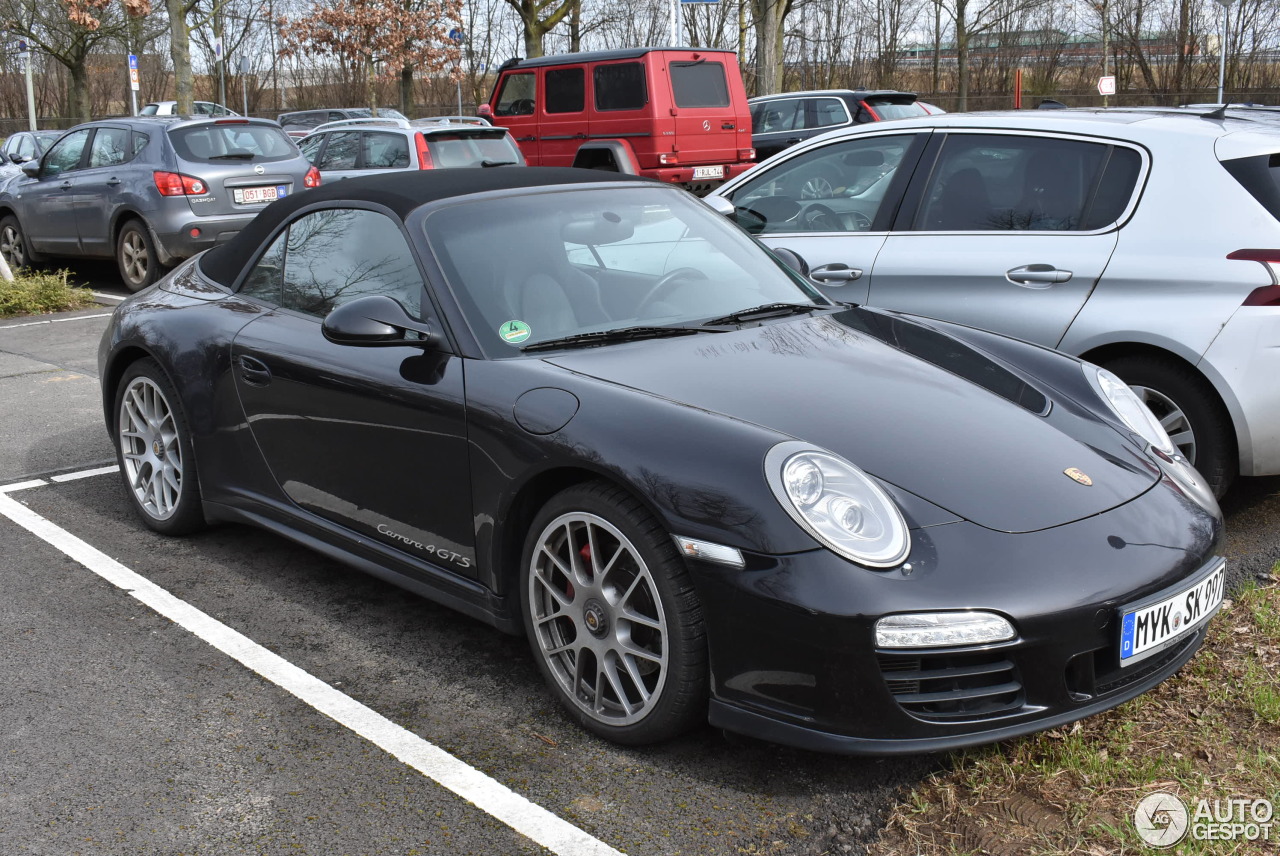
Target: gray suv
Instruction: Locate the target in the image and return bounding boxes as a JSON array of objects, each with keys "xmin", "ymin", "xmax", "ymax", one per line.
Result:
[
  {"xmin": 0, "ymin": 116, "xmax": 318, "ymax": 291},
  {"xmin": 709, "ymin": 109, "xmax": 1280, "ymax": 496}
]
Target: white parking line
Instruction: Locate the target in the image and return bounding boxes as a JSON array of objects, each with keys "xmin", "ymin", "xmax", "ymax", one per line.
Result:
[
  {"xmin": 0, "ymin": 469, "xmax": 624, "ymax": 856},
  {"xmin": 0, "ymin": 312, "xmax": 113, "ymax": 330},
  {"xmin": 50, "ymin": 464, "xmax": 120, "ymax": 483}
]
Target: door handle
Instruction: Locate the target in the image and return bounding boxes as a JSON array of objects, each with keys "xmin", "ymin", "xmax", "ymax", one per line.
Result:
[
  {"xmin": 237, "ymin": 354, "xmax": 272, "ymax": 386},
  {"xmin": 786, "ymin": 137, "xmax": 803, "ymax": 145},
  {"xmin": 1006, "ymin": 264, "xmax": 1072, "ymax": 286},
  {"xmin": 810, "ymin": 263, "xmax": 863, "ymax": 283},
  {"xmin": 106, "ymin": 178, "xmax": 121, "ymax": 186},
  {"xmin": 59, "ymin": 181, "xmax": 72, "ymax": 190}
]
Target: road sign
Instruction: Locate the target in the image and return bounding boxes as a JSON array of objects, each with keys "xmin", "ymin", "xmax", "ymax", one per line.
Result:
[
  {"xmin": 1098, "ymin": 75, "xmax": 1116, "ymax": 96},
  {"xmin": 448, "ymin": 28, "xmax": 465, "ymax": 43},
  {"xmin": 128, "ymin": 53, "xmax": 140, "ymax": 91},
  {"xmin": 213, "ymin": 36, "xmax": 223, "ymax": 61}
]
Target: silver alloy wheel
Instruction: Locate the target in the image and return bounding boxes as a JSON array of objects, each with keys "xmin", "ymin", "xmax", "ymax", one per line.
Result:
[
  {"xmin": 529, "ymin": 512, "xmax": 669, "ymax": 727},
  {"xmin": 799, "ymin": 175, "xmax": 835, "ymax": 199},
  {"xmin": 1, "ymin": 223, "xmax": 25, "ymax": 268},
  {"xmin": 118, "ymin": 376, "xmax": 183, "ymax": 520},
  {"xmin": 120, "ymin": 228, "xmax": 149, "ymax": 285},
  {"xmin": 1132, "ymin": 384, "xmax": 1197, "ymax": 464}
]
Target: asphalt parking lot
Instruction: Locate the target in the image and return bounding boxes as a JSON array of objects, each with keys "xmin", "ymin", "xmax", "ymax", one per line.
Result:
[{"xmin": 2, "ymin": 296, "xmax": 1278, "ymax": 856}]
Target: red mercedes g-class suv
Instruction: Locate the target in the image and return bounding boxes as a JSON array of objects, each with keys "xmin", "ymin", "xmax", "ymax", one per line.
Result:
[{"xmin": 480, "ymin": 47, "xmax": 756, "ymax": 193}]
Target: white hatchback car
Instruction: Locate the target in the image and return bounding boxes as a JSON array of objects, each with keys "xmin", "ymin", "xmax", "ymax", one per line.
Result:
[{"xmin": 709, "ymin": 108, "xmax": 1280, "ymax": 496}]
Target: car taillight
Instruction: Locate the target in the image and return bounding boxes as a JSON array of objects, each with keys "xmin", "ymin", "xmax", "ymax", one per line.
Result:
[
  {"xmin": 415, "ymin": 133, "xmax": 434, "ymax": 169},
  {"xmin": 215, "ymin": 118, "xmax": 249, "ymax": 124},
  {"xmin": 1227, "ymin": 249, "xmax": 1280, "ymax": 305},
  {"xmin": 303, "ymin": 165, "xmax": 321, "ymax": 188},
  {"xmin": 659, "ymin": 153, "xmax": 678, "ymax": 165},
  {"xmin": 739, "ymin": 148, "xmax": 755, "ymax": 161},
  {"xmin": 153, "ymin": 171, "xmax": 208, "ymax": 196}
]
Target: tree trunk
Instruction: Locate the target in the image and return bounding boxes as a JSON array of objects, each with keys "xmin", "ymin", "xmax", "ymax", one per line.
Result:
[
  {"xmin": 166, "ymin": 0, "xmax": 194, "ymax": 114},
  {"xmin": 400, "ymin": 65, "xmax": 413, "ymax": 114},
  {"xmin": 570, "ymin": 0, "xmax": 581, "ymax": 51},
  {"xmin": 932, "ymin": 0, "xmax": 942, "ymax": 96},
  {"xmin": 955, "ymin": 0, "xmax": 969, "ymax": 111},
  {"xmin": 69, "ymin": 57, "xmax": 92, "ymax": 122},
  {"xmin": 753, "ymin": 0, "xmax": 785, "ymax": 95},
  {"xmin": 366, "ymin": 56, "xmax": 378, "ymax": 115}
]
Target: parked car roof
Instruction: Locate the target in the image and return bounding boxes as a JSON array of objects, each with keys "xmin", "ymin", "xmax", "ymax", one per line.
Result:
[{"xmin": 499, "ymin": 45, "xmax": 737, "ymax": 70}]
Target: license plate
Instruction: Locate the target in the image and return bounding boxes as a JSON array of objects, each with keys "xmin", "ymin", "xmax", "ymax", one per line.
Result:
[
  {"xmin": 234, "ymin": 185, "xmax": 286, "ymax": 204},
  {"xmin": 692, "ymin": 166, "xmax": 725, "ymax": 180},
  {"xmin": 1119, "ymin": 561, "xmax": 1225, "ymax": 665}
]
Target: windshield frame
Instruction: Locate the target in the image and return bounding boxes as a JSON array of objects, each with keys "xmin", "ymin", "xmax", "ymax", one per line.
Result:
[{"xmin": 413, "ymin": 183, "xmax": 829, "ymax": 360}]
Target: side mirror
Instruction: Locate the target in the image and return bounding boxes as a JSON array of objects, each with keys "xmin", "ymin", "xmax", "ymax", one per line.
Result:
[
  {"xmin": 20, "ymin": 161, "xmax": 39, "ymax": 178},
  {"xmin": 322, "ymin": 295, "xmax": 439, "ymax": 348},
  {"xmin": 770, "ymin": 247, "xmax": 810, "ymax": 279},
  {"xmin": 8, "ymin": 153, "xmax": 25, "ymax": 164},
  {"xmin": 702, "ymin": 195, "xmax": 735, "ymax": 218},
  {"xmin": 477, "ymin": 103, "xmax": 494, "ymax": 119}
]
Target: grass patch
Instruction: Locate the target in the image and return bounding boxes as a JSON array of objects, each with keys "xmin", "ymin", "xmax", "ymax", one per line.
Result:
[
  {"xmin": 0, "ymin": 268, "xmax": 97, "ymax": 318},
  {"xmin": 873, "ymin": 571, "xmax": 1280, "ymax": 856}
]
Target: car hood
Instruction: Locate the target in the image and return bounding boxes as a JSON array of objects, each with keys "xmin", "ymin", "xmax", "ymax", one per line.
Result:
[{"xmin": 544, "ymin": 307, "xmax": 1159, "ymax": 533}]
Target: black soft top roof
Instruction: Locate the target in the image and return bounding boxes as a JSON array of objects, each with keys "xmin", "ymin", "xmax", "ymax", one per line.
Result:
[{"xmin": 199, "ymin": 167, "xmax": 646, "ymax": 288}]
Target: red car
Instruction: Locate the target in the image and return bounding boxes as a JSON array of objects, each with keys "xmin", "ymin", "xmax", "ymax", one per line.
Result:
[{"xmin": 480, "ymin": 47, "xmax": 756, "ymax": 194}]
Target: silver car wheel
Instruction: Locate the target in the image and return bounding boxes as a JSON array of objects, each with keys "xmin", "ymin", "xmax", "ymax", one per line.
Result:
[
  {"xmin": 799, "ymin": 175, "xmax": 835, "ymax": 199},
  {"xmin": 1132, "ymin": 383, "xmax": 1197, "ymax": 464},
  {"xmin": 121, "ymin": 229, "xmax": 149, "ymax": 286},
  {"xmin": 118, "ymin": 376, "xmax": 183, "ymax": 520},
  {"xmin": 1, "ymin": 223, "xmax": 25, "ymax": 268},
  {"xmin": 528, "ymin": 511, "xmax": 670, "ymax": 727}
]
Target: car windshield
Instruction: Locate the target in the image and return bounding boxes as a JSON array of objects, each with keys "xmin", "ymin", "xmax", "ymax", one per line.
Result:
[
  {"xmin": 139, "ymin": 104, "xmax": 159, "ymax": 115},
  {"xmin": 169, "ymin": 123, "xmax": 298, "ymax": 163},
  {"xmin": 34, "ymin": 131, "xmax": 62, "ymax": 148},
  {"xmin": 424, "ymin": 186, "xmax": 824, "ymax": 354}
]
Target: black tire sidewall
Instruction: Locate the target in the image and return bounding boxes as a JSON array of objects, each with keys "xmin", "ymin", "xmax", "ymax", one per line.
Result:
[
  {"xmin": 519, "ymin": 481, "xmax": 708, "ymax": 745},
  {"xmin": 1105, "ymin": 356, "xmax": 1236, "ymax": 497},
  {"xmin": 113, "ymin": 357, "xmax": 206, "ymax": 535},
  {"xmin": 117, "ymin": 220, "xmax": 160, "ymax": 292},
  {"xmin": 0, "ymin": 214, "xmax": 31, "ymax": 268}
]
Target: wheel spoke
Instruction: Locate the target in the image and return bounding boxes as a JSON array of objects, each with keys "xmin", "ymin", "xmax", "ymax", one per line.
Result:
[
  {"xmin": 600, "ymin": 656, "xmax": 634, "ymax": 715},
  {"xmin": 619, "ymin": 653, "xmax": 652, "ymax": 702},
  {"xmin": 534, "ymin": 564, "xmax": 572, "ymax": 607},
  {"xmin": 617, "ymin": 637, "xmax": 662, "ymax": 664}
]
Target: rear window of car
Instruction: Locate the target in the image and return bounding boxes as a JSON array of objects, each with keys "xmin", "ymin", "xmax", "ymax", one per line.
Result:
[
  {"xmin": 425, "ymin": 131, "xmax": 522, "ymax": 167},
  {"xmin": 671, "ymin": 61, "xmax": 730, "ymax": 108},
  {"xmin": 1222, "ymin": 152, "xmax": 1280, "ymax": 222},
  {"xmin": 169, "ymin": 123, "xmax": 299, "ymax": 163},
  {"xmin": 139, "ymin": 104, "xmax": 159, "ymax": 116},
  {"xmin": 864, "ymin": 98, "xmax": 929, "ymax": 121}
]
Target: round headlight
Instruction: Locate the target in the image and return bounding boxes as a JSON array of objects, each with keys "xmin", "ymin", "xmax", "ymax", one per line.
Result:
[
  {"xmin": 765, "ymin": 441, "xmax": 909, "ymax": 568},
  {"xmin": 1085, "ymin": 365, "xmax": 1176, "ymax": 456}
]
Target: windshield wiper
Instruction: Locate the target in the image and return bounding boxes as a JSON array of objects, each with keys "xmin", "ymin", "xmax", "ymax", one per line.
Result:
[
  {"xmin": 481, "ymin": 159, "xmax": 519, "ymax": 167},
  {"xmin": 521, "ymin": 324, "xmax": 728, "ymax": 353},
  {"xmin": 701, "ymin": 302, "xmax": 823, "ymax": 327},
  {"xmin": 208, "ymin": 151, "xmax": 255, "ymax": 160}
]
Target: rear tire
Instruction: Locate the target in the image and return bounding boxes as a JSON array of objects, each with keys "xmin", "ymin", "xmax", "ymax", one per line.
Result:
[
  {"xmin": 0, "ymin": 214, "xmax": 36, "ymax": 269},
  {"xmin": 1104, "ymin": 355, "xmax": 1236, "ymax": 497},
  {"xmin": 116, "ymin": 220, "xmax": 165, "ymax": 292}
]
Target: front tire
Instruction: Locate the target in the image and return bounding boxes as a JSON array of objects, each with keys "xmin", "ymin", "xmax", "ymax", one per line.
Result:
[
  {"xmin": 114, "ymin": 358, "xmax": 206, "ymax": 535},
  {"xmin": 0, "ymin": 214, "xmax": 35, "ymax": 269},
  {"xmin": 116, "ymin": 220, "xmax": 164, "ymax": 292},
  {"xmin": 1105, "ymin": 356, "xmax": 1236, "ymax": 497},
  {"xmin": 520, "ymin": 481, "xmax": 707, "ymax": 744}
]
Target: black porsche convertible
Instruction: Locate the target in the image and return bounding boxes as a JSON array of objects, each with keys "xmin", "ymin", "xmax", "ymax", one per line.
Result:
[{"xmin": 98, "ymin": 168, "xmax": 1225, "ymax": 754}]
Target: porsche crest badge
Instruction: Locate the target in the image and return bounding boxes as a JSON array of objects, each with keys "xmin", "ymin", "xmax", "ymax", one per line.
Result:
[{"xmin": 1064, "ymin": 467, "xmax": 1093, "ymax": 486}]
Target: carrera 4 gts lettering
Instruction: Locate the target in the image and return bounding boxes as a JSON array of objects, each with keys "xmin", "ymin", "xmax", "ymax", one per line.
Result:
[{"xmin": 377, "ymin": 523, "xmax": 473, "ymax": 568}]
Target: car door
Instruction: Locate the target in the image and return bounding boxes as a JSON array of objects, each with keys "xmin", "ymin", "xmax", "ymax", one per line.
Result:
[
  {"xmin": 751, "ymin": 97, "xmax": 805, "ymax": 161},
  {"xmin": 721, "ymin": 131, "xmax": 929, "ymax": 305},
  {"xmin": 492, "ymin": 71, "xmax": 539, "ymax": 162},
  {"xmin": 867, "ymin": 131, "xmax": 1140, "ymax": 347},
  {"xmin": 17, "ymin": 127, "xmax": 91, "ymax": 254},
  {"xmin": 314, "ymin": 130, "xmax": 362, "ymax": 180},
  {"xmin": 539, "ymin": 65, "xmax": 587, "ymax": 167},
  {"xmin": 73, "ymin": 125, "xmax": 134, "ymax": 255},
  {"xmin": 230, "ymin": 206, "xmax": 478, "ymax": 576}
]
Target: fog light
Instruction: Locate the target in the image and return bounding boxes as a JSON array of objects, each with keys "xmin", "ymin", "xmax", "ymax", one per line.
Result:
[
  {"xmin": 875, "ymin": 611, "xmax": 1015, "ymax": 648},
  {"xmin": 672, "ymin": 535, "xmax": 744, "ymax": 568},
  {"xmin": 189, "ymin": 227, "xmax": 201, "ymax": 238}
]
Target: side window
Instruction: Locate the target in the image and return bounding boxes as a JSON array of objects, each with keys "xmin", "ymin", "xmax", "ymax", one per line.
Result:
[
  {"xmin": 298, "ymin": 133, "xmax": 325, "ymax": 163},
  {"xmin": 914, "ymin": 134, "xmax": 1122, "ymax": 232},
  {"xmin": 17, "ymin": 136, "xmax": 36, "ymax": 160},
  {"xmin": 87, "ymin": 127, "xmax": 130, "ymax": 168},
  {"xmin": 240, "ymin": 230, "xmax": 287, "ymax": 303},
  {"xmin": 41, "ymin": 129, "xmax": 90, "ymax": 177},
  {"xmin": 729, "ymin": 134, "xmax": 915, "ymax": 234},
  {"xmin": 545, "ymin": 67, "xmax": 585, "ymax": 114},
  {"xmin": 282, "ymin": 209, "xmax": 423, "ymax": 318},
  {"xmin": 810, "ymin": 98, "xmax": 850, "ymax": 129},
  {"xmin": 131, "ymin": 131, "xmax": 150, "ymax": 157},
  {"xmin": 362, "ymin": 132, "xmax": 410, "ymax": 168},
  {"xmin": 495, "ymin": 73, "xmax": 536, "ymax": 116},
  {"xmin": 317, "ymin": 132, "xmax": 359, "ymax": 170},
  {"xmin": 754, "ymin": 99, "xmax": 802, "ymax": 134},
  {"xmin": 328, "ymin": 111, "xmax": 347, "ymax": 122},
  {"xmin": 594, "ymin": 63, "xmax": 646, "ymax": 111}
]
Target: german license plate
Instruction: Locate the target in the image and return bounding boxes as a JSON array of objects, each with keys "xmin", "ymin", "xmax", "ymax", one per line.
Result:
[
  {"xmin": 1119, "ymin": 561, "xmax": 1225, "ymax": 666},
  {"xmin": 692, "ymin": 165, "xmax": 725, "ymax": 180},
  {"xmin": 234, "ymin": 185, "xmax": 286, "ymax": 204}
]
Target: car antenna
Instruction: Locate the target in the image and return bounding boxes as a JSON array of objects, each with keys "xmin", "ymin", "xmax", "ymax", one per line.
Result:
[{"xmin": 1201, "ymin": 104, "xmax": 1229, "ymax": 120}]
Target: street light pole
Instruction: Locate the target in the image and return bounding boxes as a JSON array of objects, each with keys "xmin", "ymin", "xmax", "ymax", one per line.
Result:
[{"xmin": 1217, "ymin": 0, "xmax": 1234, "ymax": 104}]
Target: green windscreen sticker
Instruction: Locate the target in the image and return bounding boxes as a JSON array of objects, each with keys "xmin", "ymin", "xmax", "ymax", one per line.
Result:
[{"xmin": 499, "ymin": 320, "xmax": 531, "ymax": 345}]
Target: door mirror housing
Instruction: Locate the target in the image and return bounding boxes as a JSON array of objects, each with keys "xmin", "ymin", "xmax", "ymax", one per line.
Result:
[
  {"xmin": 322, "ymin": 295, "xmax": 439, "ymax": 348},
  {"xmin": 477, "ymin": 103, "xmax": 494, "ymax": 119},
  {"xmin": 702, "ymin": 195, "xmax": 735, "ymax": 218},
  {"xmin": 770, "ymin": 247, "xmax": 810, "ymax": 279},
  {"xmin": 20, "ymin": 161, "xmax": 40, "ymax": 178}
]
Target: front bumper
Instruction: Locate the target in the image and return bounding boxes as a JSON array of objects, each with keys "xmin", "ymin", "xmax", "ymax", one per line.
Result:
[{"xmin": 693, "ymin": 474, "xmax": 1223, "ymax": 754}]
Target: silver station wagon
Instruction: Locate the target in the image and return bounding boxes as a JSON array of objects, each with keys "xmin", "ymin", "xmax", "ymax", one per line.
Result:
[{"xmin": 709, "ymin": 108, "xmax": 1280, "ymax": 496}]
